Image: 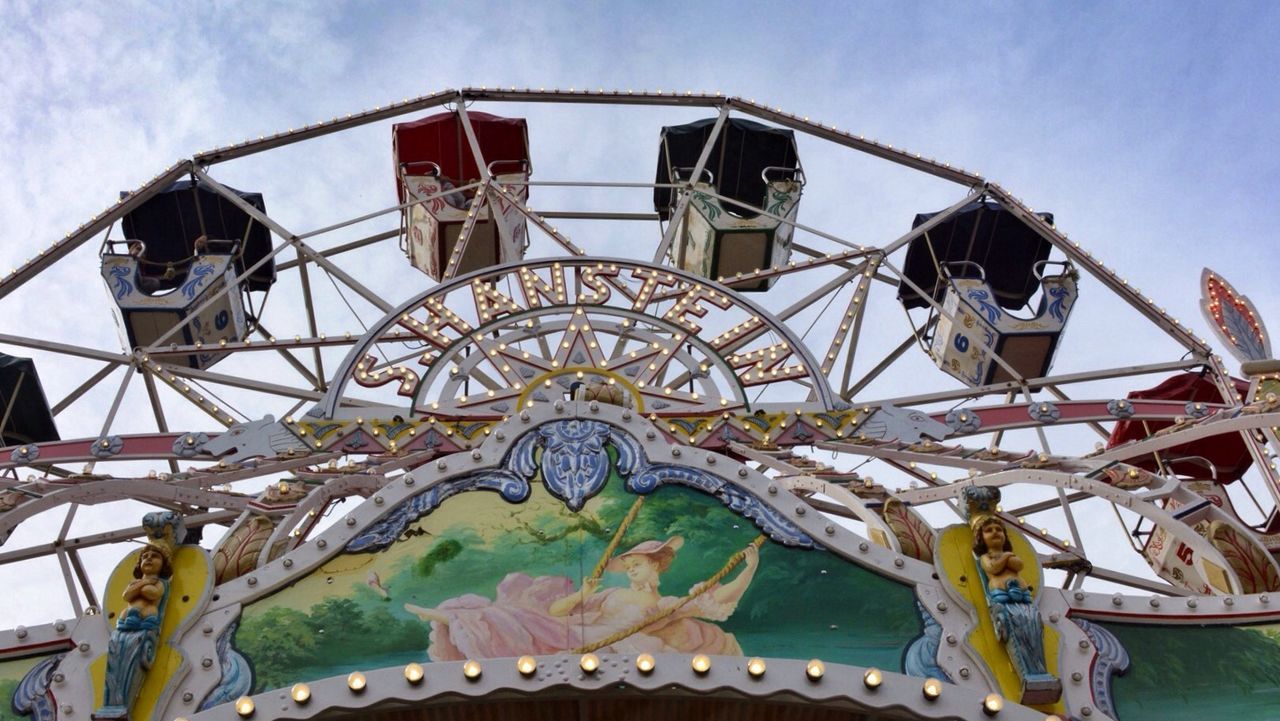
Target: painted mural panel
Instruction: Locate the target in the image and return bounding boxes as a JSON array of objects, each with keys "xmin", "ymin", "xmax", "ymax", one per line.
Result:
[
  {"xmin": 1, "ymin": 652, "xmax": 62, "ymax": 721},
  {"xmin": 1101, "ymin": 621, "xmax": 1280, "ymax": 720},
  {"xmin": 233, "ymin": 469, "xmax": 921, "ymax": 693}
]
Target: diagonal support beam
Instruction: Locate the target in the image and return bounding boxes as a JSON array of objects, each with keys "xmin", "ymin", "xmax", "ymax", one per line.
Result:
[
  {"xmin": 0, "ymin": 333, "xmax": 131, "ymax": 366},
  {"xmin": 192, "ymin": 168, "xmax": 392, "ymax": 313},
  {"xmin": 158, "ymin": 362, "xmax": 331, "ymax": 404},
  {"xmin": 194, "ymin": 91, "xmax": 456, "ymax": 166},
  {"xmin": 653, "ymin": 106, "xmax": 730, "ymax": 265},
  {"xmin": 253, "ymin": 323, "xmax": 323, "ymax": 389},
  {"xmin": 986, "ymin": 184, "xmax": 1209, "ymax": 355},
  {"xmin": 51, "ymin": 362, "xmax": 119, "ymax": 416},
  {"xmin": 0, "ymin": 160, "xmax": 192, "ymax": 301}
]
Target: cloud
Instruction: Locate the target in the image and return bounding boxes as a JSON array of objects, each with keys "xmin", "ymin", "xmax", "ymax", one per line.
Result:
[{"xmin": 1, "ymin": 1, "xmax": 1278, "ymax": 627}]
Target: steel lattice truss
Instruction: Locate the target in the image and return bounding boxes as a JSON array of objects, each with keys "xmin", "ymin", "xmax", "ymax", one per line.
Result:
[{"xmin": 3, "ymin": 87, "xmax": 1279, "ymax": 623}]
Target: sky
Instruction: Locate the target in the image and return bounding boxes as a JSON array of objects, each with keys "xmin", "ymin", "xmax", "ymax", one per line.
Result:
[{"xmin": 2, "ymin": 1, "xmax": 1280, "ymax": 625}]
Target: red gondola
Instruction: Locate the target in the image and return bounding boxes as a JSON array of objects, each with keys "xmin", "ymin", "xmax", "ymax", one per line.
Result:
[
  {"xmin": 394, "ymin": 112, "xmax": 530, "ymax": 280},
  {"xmin": 1107, "ymin": 373, "xmax": 1253, "ymax": 482}
]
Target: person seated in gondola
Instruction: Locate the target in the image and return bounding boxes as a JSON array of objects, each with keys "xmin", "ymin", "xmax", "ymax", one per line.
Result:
[
  {"xmin": 127, "ymin": 241, "xmax": 164, "ymax": 295},
  {"xmin": 438, "ymin": 177, "xmax": 472, "ymax": 211}
]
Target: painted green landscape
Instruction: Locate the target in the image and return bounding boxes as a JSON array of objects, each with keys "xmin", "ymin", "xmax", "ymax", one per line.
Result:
[
  {"xmin": 0, "ymin": 655, "xmax": 51, "ymax": 721},
  {"xmin": 235, "ymin": 469, "xmax": 922, "ymax": 693},
  {"xmin": 0, "ymin": 677, "xmax": 18, "ymax": 721},
  {"xmin": 1102, "ymin": 621, "xmax": 1280, "ymax": 720}
]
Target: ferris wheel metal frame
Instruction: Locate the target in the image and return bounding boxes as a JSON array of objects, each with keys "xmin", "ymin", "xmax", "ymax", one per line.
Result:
[{"xmin": 2, "ymin": 87, "xmax": 1279, "ymax": 628}]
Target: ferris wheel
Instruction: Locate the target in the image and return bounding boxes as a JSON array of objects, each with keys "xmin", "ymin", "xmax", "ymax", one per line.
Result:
[{"xmin": 2, "ymin": 88, "xmax": 1279, "ymax": 721}]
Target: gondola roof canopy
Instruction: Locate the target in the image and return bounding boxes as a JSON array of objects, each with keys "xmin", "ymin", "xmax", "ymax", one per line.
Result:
[
  {"xmin": 898, "ymin": 200, "xmax": 1053, "ymax": 311},
  {"xmin": 121, "ymin": 179, "xmax": 275, "ymax": 292},
  {"xmin": 392, "ymin": 111, "xmax": 530, "ymax": 201},
  {"xmin": 0, "ymin": 353, "xmax": 58, "ymax": 447},
  {"xmin": 653, "ymin": 117, "xmax": 800, "ymax": 221}
]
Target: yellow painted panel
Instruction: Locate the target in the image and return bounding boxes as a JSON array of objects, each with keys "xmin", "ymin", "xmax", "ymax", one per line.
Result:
[
  {"xmin": 869, "ymin": 527, "xmax": 890, "ymax": 548},
  {"xmin": 936, "ymin": 524, "xmax": 1063, "ymax": 715},
  {"xmin": 1203, "ymin": 558, "xmax": 1232, "ymax": 594},
  {"xmin": 90, "ymin": 545, "xmax": 211, "ymax": 721}
]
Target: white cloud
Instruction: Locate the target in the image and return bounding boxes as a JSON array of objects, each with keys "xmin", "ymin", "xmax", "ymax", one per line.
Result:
[{"xmin": 1, "ymin": 2, "xmax": 1277, "ymax": 627}]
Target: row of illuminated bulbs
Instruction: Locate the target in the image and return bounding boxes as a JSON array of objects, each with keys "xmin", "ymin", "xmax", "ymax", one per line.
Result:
[
  {"xmin": 190, "ymin": 655, "xmax": 1065, "ymax": 721},
  {"xmin": 176, "ymin": 87, "xmax": 985, "ymax": 179},
  {"xmin": 13, "ymin": 230, "xmax": 1214, "ymax": 375},
  {"xmin": 5, "ymin": 86, "xmax": 1223, "ymax": 367}
]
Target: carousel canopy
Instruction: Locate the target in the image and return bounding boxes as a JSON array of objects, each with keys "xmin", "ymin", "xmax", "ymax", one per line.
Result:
[
  {"xmin": 121, "ymin": 179, "xmax": 275, "ymax": 292},
  {"xmin": 653, "ymin": 117, "xmax": 800, "ymax": 221},
  {"xmin": 392, "ymin": 111, "xmax": 530, "ymax": 199},
  {"xmin": 1107, "ymin": 372, "xmax": 1253, "ymax": 482},
  {"xmin": 0, "ymin": 353, "xmax": 58, "ymax": 447},
  {"xmin": 898, "ymin": 200, "xmax": 1053, "ymax": 310}
]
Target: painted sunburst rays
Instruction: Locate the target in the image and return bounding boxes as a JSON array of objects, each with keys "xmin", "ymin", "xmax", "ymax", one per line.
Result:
[{"xmin": 341, "ymin": 258, "xmax": 827, "ymax": 419}]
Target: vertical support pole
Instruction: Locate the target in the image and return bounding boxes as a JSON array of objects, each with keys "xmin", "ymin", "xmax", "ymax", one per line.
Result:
[
  {"xmin": 68, "ymin": 548, "xmax": 101, "ymax": 612},
  {"xmin": 294, "ymin": 260, "xmax": 327, "ymax": 390},
  {"xmin": 141, "ymin": 371, "xmax": 180, "ymax": 474},
  {"xmin": 1208, "ymin": 353, "xmax": 1280, "ymax": 506},
  {"xmin": 55, "ymin": 547, "xmax": 84, "ymax": 619},
  {"xmin": 85, "ymin": 363, "xmax": 136, "ymax": 474},
  {"xmin": 56, "ymin": 503, "xmax": 82, "ymax": 617},
  {"xmin": 0, "ymin": 371, "xmax": 25, "ymax": 439}
]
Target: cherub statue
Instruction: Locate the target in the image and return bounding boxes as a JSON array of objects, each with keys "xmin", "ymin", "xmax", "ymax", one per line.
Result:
[
  {"xmin": 96, "ymin": 512, "xmax": 185, "ymax": 720},
  {"xmin": 122, "ymin": 545, "xmax": 170, "ymax": 621},
  {"xmin": 973, "ymin": 515, "xmax": 1029, "ymax": 600},
  {"xmin": 962, "ymin": 487, "xmax": 1060, "ymax": 704}
]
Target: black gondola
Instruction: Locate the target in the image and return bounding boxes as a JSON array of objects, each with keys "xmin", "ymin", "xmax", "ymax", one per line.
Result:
[
  {"xmin": 900, "ymin": 200, "xmax": 1078, "ymax": 387},
  {"xmin": 121, "ymin": 179, "xmax": 275, "ymax": 292},
  {"xmin": 654, "ymin": 117, "xmax": 804, "ymax": 291},
  {"xmin": 898, "ymin": 200, "xmax": 1053, "ymax": 311},
  {"xmin": 100, "ymin": 178, "xmax": 270, "ymax": 369},
  {"xmin": 0, "ymin": 353, "xmax": 59, "ymax": 447}
]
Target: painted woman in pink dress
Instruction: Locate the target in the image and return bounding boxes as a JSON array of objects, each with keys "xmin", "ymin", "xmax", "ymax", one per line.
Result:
[{"xmin": 405, "ymin": 535, "xmax": 760, "ymax": 661}]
